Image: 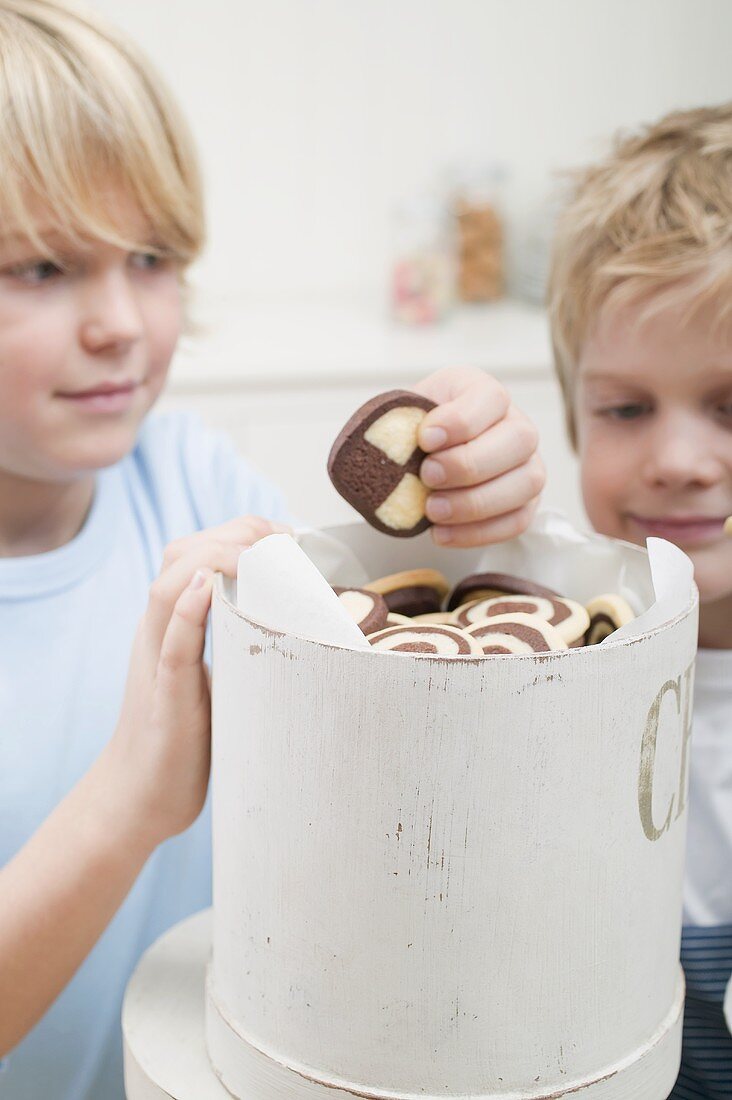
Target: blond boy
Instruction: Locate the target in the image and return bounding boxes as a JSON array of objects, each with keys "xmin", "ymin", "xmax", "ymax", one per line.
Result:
[
  {"xmin": 0, "ymin": 2, "xmax": 542, "ymax": 1096},
  {"xmin": 549, "ymin": 104, "xmax": 732, "ymax": 1097}
]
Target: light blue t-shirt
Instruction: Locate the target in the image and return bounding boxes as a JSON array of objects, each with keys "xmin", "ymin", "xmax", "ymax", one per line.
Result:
[{"xmin": 0, "ymin": 410, "xmax": 290, "ymax": 1099}]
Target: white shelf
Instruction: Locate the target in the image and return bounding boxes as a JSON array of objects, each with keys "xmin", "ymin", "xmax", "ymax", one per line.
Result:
[
  {"xmin": 159, "ymin": 293, "xmax": 584, "ymax": 531},
  {"xmin": 168, "ymin": 295, "xmax": 552, "ymax": 392}
]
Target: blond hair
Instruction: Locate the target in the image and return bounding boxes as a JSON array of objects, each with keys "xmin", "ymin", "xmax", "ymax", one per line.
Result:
[
  {"xmin": 0, "ymin": 0, "xmax": 204, "ymax": 268},
  {"xmin": 548, "ymin": 104, "xmax": 732, "ymax": 449}
]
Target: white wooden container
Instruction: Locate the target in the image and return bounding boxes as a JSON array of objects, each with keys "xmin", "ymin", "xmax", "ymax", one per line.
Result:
[{"xmin": 206, "ymin": 523, "xmax": 698, "ymax": 1100}]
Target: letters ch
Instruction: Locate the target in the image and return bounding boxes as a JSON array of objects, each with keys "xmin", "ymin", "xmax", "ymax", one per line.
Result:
[{"xmin": 638, "ymin": 663, "xmax": 694, "ymax": 842}]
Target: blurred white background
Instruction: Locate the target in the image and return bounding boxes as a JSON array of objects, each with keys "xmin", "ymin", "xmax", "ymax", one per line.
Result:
[{"xmin": 93, "ymin": 0, "xmax": 732, "ymax": 528}]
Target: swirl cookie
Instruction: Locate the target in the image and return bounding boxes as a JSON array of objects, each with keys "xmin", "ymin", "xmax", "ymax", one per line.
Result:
[
  {"xmin": 454, "ymin": 593, "xmax": 590, "ymax": 647},
  {"xmin": 365, "ymin": 568, "xmax": 450, "ymax": 617},
  {"xmin": 446, "ymin": 571, "xmax": 560, "ymax": 612},
  {"xmin": 584, "ymin": 594, "xmax": 635, "ymax": 645},
  {"xmin": 367, "ymin": 623, "xmax": 483, "ymax": 656},
  {"xmin": 384, "ymin": 612, "xmax": 413, "ymax": 627},
  {"xmin": 333, "ymin": 587, "xmax": 389, "ymax": 635},
  {"xmin": 465, "ymin": 613, "xmax": 568, "ymax": 655},
  {"xmin": 327, "ymin": 390, "xmax": 437, "ymax": 536},
  {"xmin": 411, "ymin": 612, "xmax": 455, "ymax": 624}
]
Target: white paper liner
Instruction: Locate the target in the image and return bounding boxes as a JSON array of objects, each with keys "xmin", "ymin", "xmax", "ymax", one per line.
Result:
[
  {"xmin": 236, "ymin": 509, "xmax": 695, "ymax": 651},
  {"xmin": 236, "ymin": 534, "xmax": 369, "ymax": 649},
  {"xmin": 612, "ymin": 535, "xmax": 694, "ymax": 642}
]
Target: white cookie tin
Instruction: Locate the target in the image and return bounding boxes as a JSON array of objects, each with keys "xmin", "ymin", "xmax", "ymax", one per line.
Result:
[{"xmin": 204, "ymin": 521, "xmax": 697, "ymax": 1100}]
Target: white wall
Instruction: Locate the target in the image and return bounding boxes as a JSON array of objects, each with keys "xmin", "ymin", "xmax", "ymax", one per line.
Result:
[
  {"xmin": 94, "ymin": 0, "xmax": 732, "ymax": 303},
  {"xmin": 86, "ymin": 0, "xmax": 731, "ymax": 528}
]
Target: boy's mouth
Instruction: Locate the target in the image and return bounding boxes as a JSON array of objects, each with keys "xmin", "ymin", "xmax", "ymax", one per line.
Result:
[
  {"xmin": 627, "ymin": 513, "xmax": 728, "ymax": 546},
  {"xmin": 56, "ymin": 380, "xmax": 141, "ymax": 414}
]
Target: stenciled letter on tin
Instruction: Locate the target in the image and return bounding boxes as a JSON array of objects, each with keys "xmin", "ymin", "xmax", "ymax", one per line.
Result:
[{"xmin": 638, "ymin": 662, "xmax": 694, "ymax": 842}]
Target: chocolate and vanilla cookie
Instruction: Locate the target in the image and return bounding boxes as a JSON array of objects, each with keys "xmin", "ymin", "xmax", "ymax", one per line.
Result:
[
  {"xmin": 333, "ymin": 587, "xmax": 389, "ymax": 635},
  {"xmin": 411, "ymin": 612, "xmax": 455, "ymax": 624},
  {"xmin": 365, "ymin": 568, "xmax": 450, "ymax": 617},
  {"xmin": 453, "ymin": 593, "xmax": 590, "ymax": 647},
  {"xmin": 464, "ymin": 613, "xmax": 568, "ymax": 655},
  {"xmin": 327, "ymin": 390, "xmax": 436, "ymax": 536},
  {"xmin": 384, "ymin": 612, "xmax": 413, "ymax": 627},
  {"xmin": 368, "ymin": 623, "xmax": 483, "ymax": 656},
  {"xmin": 446, "ymin": 571, "xmax": 560, "ymax": 612},
  {"xmin": 584, "ymin": 594, "xmax": 635, "ymax": 645}
]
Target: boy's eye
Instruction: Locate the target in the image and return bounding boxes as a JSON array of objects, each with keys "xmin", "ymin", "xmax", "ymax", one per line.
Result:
[
  {"xmin": 130, "ymin": 250, "xmax": 169, "ymax": 270},
  {"xmin": 602, "ymin": 403, "xmax": 649, "ymax": 420},
  {"xmin": 7, "ymin": 259, "xmax": 65, "ymax": 283}
]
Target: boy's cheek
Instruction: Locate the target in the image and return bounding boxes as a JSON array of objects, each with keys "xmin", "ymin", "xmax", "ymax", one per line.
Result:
[
  {"xmin": 141, "ymin": 363, "xmax": 170, "ymax": 408},
  {"xmin": 143, "ymin": 289, "xmax": 182, "ymax": 394},
  {"xmin": 685, "ymin": 548, "xmax": 732, "ymax": 603},
  {"xmin": 578, "ymin": 440, "xmax": 632, "ymax": 543}
]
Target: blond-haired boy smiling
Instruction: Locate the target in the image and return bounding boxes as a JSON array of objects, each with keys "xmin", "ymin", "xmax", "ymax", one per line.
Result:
[{"xmin": 549, "ymin": 104, "xmax": 732, "ymax": 1097}]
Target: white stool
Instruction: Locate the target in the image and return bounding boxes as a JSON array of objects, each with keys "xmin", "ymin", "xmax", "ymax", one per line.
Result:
[
  {"xmin": 122, "ymin": 909, "xmax": 227, "ymax": 1100},
  {"xmin": 123, "ymin": 909, "xmax": 382, "ymax": 1099}
]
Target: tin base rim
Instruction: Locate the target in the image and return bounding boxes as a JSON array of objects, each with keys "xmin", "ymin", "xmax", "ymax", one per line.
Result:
[
  {"xmin": 122, "ymin": 908, "xmax": 683, "ymax": 1100},
  {"xmin": 206, "ymin": 963, "xmax": 685, "ymax": 1100}
]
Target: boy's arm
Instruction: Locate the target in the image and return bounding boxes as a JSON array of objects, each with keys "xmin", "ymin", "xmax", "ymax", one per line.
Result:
[
  {"xmin": 0, "ymin": 514, "xmax": 289, "ymax": 1057},
  {"xmin": 0, "ymin": 748, "xmax": 156, "ymax": 1055}
]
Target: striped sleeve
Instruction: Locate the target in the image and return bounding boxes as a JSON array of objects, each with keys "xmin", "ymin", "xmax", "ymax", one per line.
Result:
[{"xmin": 669, "ymin": 924, "xmax": 732, "ymax": 1099}]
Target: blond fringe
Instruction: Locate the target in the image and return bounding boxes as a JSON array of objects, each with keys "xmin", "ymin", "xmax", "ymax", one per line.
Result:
[
  {"xmin": 0, "ymin": 0, "xmax": 205, "ymax": 272},
  {"xmin": 548, "ymin": 104, "xmax": 732, "ymax": 449}
]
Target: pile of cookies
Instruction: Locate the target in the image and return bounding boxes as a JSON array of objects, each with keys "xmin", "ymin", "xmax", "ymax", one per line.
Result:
[{"xmin": 333, "ymin": 569, "xmax": 635, "ymax": 657}]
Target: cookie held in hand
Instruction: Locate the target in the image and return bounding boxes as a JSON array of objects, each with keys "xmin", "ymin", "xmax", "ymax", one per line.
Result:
[{"xmin": 327, "ymin": 390, "xmax": 437, "ymax": 536}]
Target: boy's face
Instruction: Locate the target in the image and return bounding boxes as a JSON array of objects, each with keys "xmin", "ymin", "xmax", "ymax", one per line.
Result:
[
  {"xmin": 0, "ymin": 191, "xmax": 182, "ymax": 483},
  {"xmin": 576, "ymin": 291, "xmax": 732, "ymax": 604}
]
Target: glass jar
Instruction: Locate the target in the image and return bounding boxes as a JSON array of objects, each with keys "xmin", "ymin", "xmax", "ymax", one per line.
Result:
[
  {"xmin": 389, "ymin": 195, "xmax": 455, "ymax": 325},
  {"xmin": 450, "ymin": 164, "xmax": 506, "ymax": 303}
]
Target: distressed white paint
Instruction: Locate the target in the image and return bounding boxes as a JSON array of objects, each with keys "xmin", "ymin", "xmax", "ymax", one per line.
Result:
[
  {"xmin": 205, "ymin": 527, "xmax": 698, "ymax": 1099},
  {"xmin": 122, "ymin": 907, "xmax": 685, "ymax": 1099}
]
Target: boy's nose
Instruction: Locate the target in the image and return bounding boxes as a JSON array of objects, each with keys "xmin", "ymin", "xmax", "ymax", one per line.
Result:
[
  {"xmin": 79, "ymin": 269, "xmax": 144, "ymax": 353},
  {"xmin": 642, "ymin": 414, "xmax": 724, "ymax": 490}
]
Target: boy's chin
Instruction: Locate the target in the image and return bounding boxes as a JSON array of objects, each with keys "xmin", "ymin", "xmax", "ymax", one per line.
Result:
[
  {"xmin": 56, "ymin": 421, "xmax": 143, "ymax": 473},
  {"xmin": 694, "ymin": 576, "xmax": 732, "ymax": 606},
  {"xmin": 682, "ymin": 551, "xmax": 732, "ymax": 605}
]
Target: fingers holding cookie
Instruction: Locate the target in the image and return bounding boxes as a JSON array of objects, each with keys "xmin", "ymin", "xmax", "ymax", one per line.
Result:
[
  {"xmin": 431, "ymin": 498, "xmax": 541, "ymax": 548},
  {"xmin": 410, "ymin": 369, "xmax": 544, "ymax": 549},
  {"xmin": 420, "ymin": 406, "xmax": 541, "ymax": 491},
  {"xmin": 413, "ymin": 366, "xmax": 510, "ymax": 452},
  {"xmin": 426, "ymin": 453, "xmax": 545, "ymax": 526}
]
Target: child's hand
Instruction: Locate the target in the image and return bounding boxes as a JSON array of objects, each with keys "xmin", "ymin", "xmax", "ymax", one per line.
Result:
[
  {"xmin": 412, "ymin": 367, "xmax": 545, "ymax": 547},
  {"xmin": 104, "ymin": 515, "xmax": 290, "ymax": 849}
]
